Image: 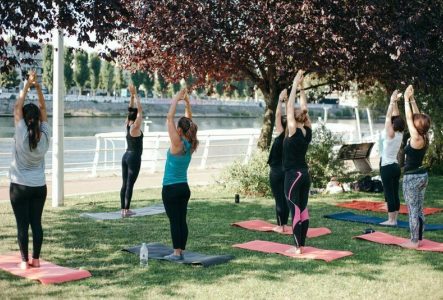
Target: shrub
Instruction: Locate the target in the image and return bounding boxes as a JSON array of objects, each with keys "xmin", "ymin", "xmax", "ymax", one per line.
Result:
[
  {"xmin": 221, "ymin": 150, "xmax": 271, "ymax": 197},
  {"xmin": 307, "ymin": 123, "xmax": 345, "ymax": 188}
]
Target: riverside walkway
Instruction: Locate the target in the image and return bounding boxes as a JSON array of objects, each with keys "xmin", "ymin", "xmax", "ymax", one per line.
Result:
[{"xmin": 0, "ymin": 168, "xmax": 221, "ymax": 202}]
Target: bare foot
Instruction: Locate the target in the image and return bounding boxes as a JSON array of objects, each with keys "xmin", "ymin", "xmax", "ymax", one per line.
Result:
[
  {"xmin": 30, "ymin": 258, "xmax": 40, "ymax": 268},
  {"xmin": 19, "ymin": 261, "xmax": 30, "ymax": 270},
  {"xmin": 295, "ymin": 247, "xmax": 303, "ymax": 255},
  {"xmin": 125, "ymin": 209, "xmax": 136, "ymax": 216},
  {"xmin": 400, "ymin": 241, "xmax": 419, "ymax": 249},
  {"xmin": 272, "ymin": 226, "xmax": 284, "ymax": 233},
  {"xmin": 380, "ymin": 220, "xmax": 397, "ymax": 226}
]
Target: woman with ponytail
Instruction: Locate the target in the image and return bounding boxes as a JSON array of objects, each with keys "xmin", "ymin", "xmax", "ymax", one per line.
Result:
[
  {"xmin": 401, "ymin": 85, "xmax": 431, "ymax": 248},
  {"xmin": 9, "ymin": 70, "xmax": 50, "ymax": 269},
  {"xmin": 162, "ymin": 87, "xmax": 199, "ymax": 260},
  {"xmin": 120, "ymin": 84, "xmax": 143, "ymax": 217},
  {"xmin": 283, "ymin": 69, "xmax": 312, "ymax": 254}
]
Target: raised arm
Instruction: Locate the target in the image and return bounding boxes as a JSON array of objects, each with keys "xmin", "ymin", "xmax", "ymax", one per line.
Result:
[
  {"xmin": 167, "ymin": 88, "xmax": 187, "ymax": 153},
  {"xmin": 130, "ymin": 93, "xmax": 143, "ymax": 137},
  {"xmin": 14, "ymin": 71, "xmax": 34, "ymax": 125},
  {"xmin": 299, "ymin": 74, "xmax": 311, "ymax": 128},
  {"xmin": 287, "ymin": 70, "xmax": 304, "ymax": 137},
  {"xmin": 32, "ymin": 75, "xmax": 48, "ymax": 122},
  {"xmin": 128, "ymin": 83, "xmax": 136, "ymax": 108},
  {"xmin": 385, "ymin": 90, "xmax": 400, "ymax": 138},
  {"xmin": 275, "ymin": 89, "xmax": 287, "ymax": 134},
  {"xmin": 410, "ymin": 94, "xmax": 420, "ymax": 114},
  {"xmin": 184, "ymin": 92, "xmax": 192, "ymax": 119},
  {"xmin": 404, "ymin": 85, "xmax": 420, "ymax": 141}
]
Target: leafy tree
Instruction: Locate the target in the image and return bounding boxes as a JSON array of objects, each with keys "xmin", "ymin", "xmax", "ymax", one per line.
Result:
[
  {"xmin": 64, "ymin": 47, "xmax": 74, "ymax": 93},
  {"xmin": 215, "ymin": 81, "xmax": 225, "ymax": 98},
  {"xmin": 154, "ymin": 73, "xmax": 169, "ymax": 97},
  {"xmin": 88, "ymin": 53, "xmax": 101, "ymax": 96},
  {"xmin": 0, "ymin": 68, "xmax": 19, "ymax": 88},
  {"xmin": 0, "ymin": 1, "xmax": 130, "ymax": 73},
  {"xmin": 119, "ymin": 1, "xmax": 443, "ymax": 149},
  {"xmin": 113, "ymin": 67, "xmax": 127, "ymax": 96},
  {"xmin": 42, "ymin": 44, "xmax": 53, "ymax": 92},
  {"xmin": 141, "ymin": 72, "xmax": 155, "ymax": 97},
  {"xmin": 99, "ymin": 61, "xmax": 114, "ymax": 96},
  {"xmin": 130, "ymin": 71, "xmax": 144, "ymax": 90},
  {"xmin": 73, "ymin": 50, "xmax": 89, "ymax": 95}
]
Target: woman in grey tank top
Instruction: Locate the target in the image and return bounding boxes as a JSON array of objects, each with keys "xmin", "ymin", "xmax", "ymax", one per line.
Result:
[{"xmin": 380, "ymin": 90, "xmax": 405, "ymax": 225}]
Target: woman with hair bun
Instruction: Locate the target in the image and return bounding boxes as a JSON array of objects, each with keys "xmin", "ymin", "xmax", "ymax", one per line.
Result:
[
  {"xmin": 120, "ymin": 84, "xmax": 143, "ymax": 217},
  {"xmin": 9, "ymin": 70, "xmax": 50, "ymax": 269},
  {"xmin": 401, "ymin": 85, "xmax": 431, "ymax": 248},
  {"xmin": 162, "ymin": 87, "xmax": 199, "ymax": 260}
]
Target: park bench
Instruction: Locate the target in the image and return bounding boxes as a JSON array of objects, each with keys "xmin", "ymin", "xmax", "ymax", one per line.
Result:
[{"xmin": 337, "ymin": 142, "xmax": 375, "ymax": 173}]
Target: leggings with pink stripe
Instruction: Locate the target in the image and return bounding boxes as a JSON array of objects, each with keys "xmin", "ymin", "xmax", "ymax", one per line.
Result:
[{"xmin": 284, "ymin": 169, "xmax": 311, "ymax": 248}]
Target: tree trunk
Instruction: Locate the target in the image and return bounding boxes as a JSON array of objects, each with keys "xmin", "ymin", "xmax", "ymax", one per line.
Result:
[{"xmin": 257, "ymin": 87, "xmax": 279, "ymax": 150}]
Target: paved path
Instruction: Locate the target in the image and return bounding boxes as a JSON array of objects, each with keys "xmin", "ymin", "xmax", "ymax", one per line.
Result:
[{"xmin": 0, "ymin": 168, "xmax": 222, "ymax": 202}]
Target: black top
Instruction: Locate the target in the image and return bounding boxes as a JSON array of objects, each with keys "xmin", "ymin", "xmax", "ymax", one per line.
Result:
[
  {"xmin": 267, "ymin": 132, "xmax": 285, "ymax": 167},
  {"xmin": 283, "ymin": 126, "xmax": 312, "ymax": 171},
  {"xmin": 126, "ymin": 125, "xmax": 144, "ymax": 154},
  {"xmin": 404, "ymin": 140, "xmax": 427, "ymax": 174}
]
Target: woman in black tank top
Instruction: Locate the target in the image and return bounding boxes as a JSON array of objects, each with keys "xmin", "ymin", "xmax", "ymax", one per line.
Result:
[
  {"xmin": 120, "ymin": 84, "xmax": 144, "ymax": 218},
  {"xmin": 267, "ymin": 89, "xmax": 289, "ymax": 232},
  {"xmin": 283, "ymin": 70, "xmax": 312, "ymax": 254},
  {"xmin": 401, "ymin": 85, "xmax": 431, "ymax": 248}
]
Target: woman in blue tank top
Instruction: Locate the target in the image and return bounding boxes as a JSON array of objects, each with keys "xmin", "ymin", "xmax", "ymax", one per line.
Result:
[
  {"xmin": 162, "ymin": 88, "xmax": 199, "ymax": 261},
  {"xmin": 120, "ymin": 84, "xmax": 143, "ymax": 217}
]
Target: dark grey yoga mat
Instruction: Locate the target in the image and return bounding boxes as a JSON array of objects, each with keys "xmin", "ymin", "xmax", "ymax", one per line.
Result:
[
  {"xmin": 80, "ymin": 203, "xmax": 166, "ymax": 220},
  {"xmin": 123, "ymin": 243, "xmax": 234, "ymax": 267}
]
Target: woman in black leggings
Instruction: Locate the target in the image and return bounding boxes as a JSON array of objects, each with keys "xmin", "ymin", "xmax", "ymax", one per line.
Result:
[
  {"xmin": 120, "ymin": 84, "xmax": 143, "ymax": 217},
  {"xmin": 9, "ymin": 71, "xmax": 50, "ymax": 269},
  {"xmin": 267, "ymin": 89, "xmax": 289, "ymax": 232},
  {"xmin": 283, "ymin": 70, "xmax": 312, "ymax": 254}
]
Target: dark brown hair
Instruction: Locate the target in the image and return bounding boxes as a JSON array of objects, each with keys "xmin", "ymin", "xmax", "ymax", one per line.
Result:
[
  {"xmin": 413, "ymin": 113, "xmax": 431, "ymax": 144},
  {"xmin": 22, "ymin": 103, "xmax": 41, "ymax": 151},
  {"xmin": 178, "ymin": 117, "xmax": 199, "ymax": 153},
  {"xmin": 294, "ymin": 108, "xmax": 308, "ymax": 123},
  {"xmin": 391, "ymin": 116, "xmax": 405, "ymax": 132},
  {"xmin": 127, "ymin": 107, "xmax": 138, "ymax": 122}
]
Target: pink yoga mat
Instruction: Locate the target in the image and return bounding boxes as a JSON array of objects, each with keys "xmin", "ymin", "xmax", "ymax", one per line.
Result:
[
  {"xmin": 337, "ymin": 200, "xmax": 443, "ymax": 215},
  {"xmin": 233, "ymin": 240, "xmax": 353, "ymax": 262},
  {"xmin": 232, "ymin": 220, "xmax": 332, "ymax": 238},
  {"xmin": 355, "ymin": 231, "xmax": 443, "ymax": 252},
  {"xmin": 0, "ymin": 253, "xmax": 92, "ymax": 284}
]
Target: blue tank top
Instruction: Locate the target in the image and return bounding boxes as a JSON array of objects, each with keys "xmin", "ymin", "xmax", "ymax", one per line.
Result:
[{"xmin": 162, "ymin": 138, "xmax": 192, "ymax": 186}]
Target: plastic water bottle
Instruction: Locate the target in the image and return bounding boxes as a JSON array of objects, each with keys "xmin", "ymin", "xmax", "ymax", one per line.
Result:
[{"xmin": 140, "ymin": 243, "xmax": 148, "ymax": 267}]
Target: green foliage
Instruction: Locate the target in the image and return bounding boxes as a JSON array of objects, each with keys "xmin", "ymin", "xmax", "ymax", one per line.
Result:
[
  {"xmin": 0, "ymin": 68, "xmax": 19, "ymax": 88},
  {"xmin": 142, "ymin": 72, "xmax": 155, "ymax": 97},
  {"xmin": 64, "ymin": 47, "xmax": 74, "ymax": 93},
  {"xmin": 221, "ymin": 150, "xmax": 271, "ymax": 197},
  {"xmin": 42, "ymin": 44, "xmax": 53, "ymax": 92},
  {"xmin": 73, "ymin": 50, "xmax": 89, "ymax": 94},
  {"xmin": 113, "ymin": 67, "xmax": 126, "ymax": 94},
  {"xmin": 99, "ymin": 60, "xmax": 114, "ymax": 96},
  {"xmin": 307, "ymin": 123, "xmax": 345, "ymax": 188},
  {"xmin": 88, "ymin": 52, "xmax": 101, "ymax": 94},
  {"xmin": 155, "ymin": 73, "xmax": 169, "ymax": 97}
]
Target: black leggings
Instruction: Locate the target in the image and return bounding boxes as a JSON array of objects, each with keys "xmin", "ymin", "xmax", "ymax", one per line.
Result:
[
  {"xmin": 284, "ymin": 169, "xmax": 310, "ymax": 247},
  {"xmin": 120, "ymin": 151, "xmax": 142, "ymax": 209},
  {"xmin": 380, "ymin": 163, "xmax": 401, "ymax": 212},
  {"xmin": 162, "ymin": 182, "xmax": 191, "ymax": 250},
  {"xmin": 9, "ymin": 183, "xmax": 47, "ymax": 262},
  {"xmin": 269, "ymin": 166, "xmax": 289, "ymax": 226}
]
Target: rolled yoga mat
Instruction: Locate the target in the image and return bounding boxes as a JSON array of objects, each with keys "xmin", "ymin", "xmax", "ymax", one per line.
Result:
[
  {"xmin": 323, "ymin": 211, "xmax": 443, "ymax": 231},
  {"xmin": 123, "ymin": 243, "xmax": 234, "ymax": 267},
  {"xmin": 336, "ymin": 200, "xmax": 443, "ymax": 216},
  {"xmin": 80, "ymin": 203, "xmax": 166, "ymax": 220},
  {"xmin": 232, "ymin": 240, "xmax": 353, "ymax": 262},
  {"xmin": 355, "ymin": 231, "xmax": 443, "ymax": 253},
  {"xmin": 231, "ymin": 220, "xmax": 332, "ymax": 238},
  {"xmin": 0, "ymin": 252, "xmax": 91, "ymax": 284}
]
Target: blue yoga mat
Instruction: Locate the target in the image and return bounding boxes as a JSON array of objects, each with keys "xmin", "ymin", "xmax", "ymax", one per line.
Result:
[{"xmin": 324, "ymin": 212, "xmax": 443, "ymax": 231}]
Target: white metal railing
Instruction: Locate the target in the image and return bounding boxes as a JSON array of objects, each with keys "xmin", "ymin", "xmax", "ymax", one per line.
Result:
[{"xmin": 0, "ymin": 129, "xmax": 261, "ymax": 178}]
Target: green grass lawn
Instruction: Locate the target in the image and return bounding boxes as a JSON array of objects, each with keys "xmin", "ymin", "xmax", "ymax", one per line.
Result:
[{"xmin": 0, "ymin": 177, "xmax": 443, "ymax": 299}]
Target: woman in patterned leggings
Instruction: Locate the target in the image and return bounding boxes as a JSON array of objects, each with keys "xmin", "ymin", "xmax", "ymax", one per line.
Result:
[{"xmin": 401, "ymin": 85, "xmax": 431, "ymax": 249}]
